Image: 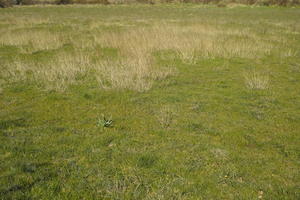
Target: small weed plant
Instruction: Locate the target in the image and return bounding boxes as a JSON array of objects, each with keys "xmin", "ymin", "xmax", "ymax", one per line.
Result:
[{"xmin": 97, "ymin": 115, "xmax": 113, "ymax": 128}]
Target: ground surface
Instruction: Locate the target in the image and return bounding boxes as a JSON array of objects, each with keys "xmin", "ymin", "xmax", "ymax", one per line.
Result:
[{"xmin": 0, "ymin": 4, "xmax": 300, "ymax": 200}]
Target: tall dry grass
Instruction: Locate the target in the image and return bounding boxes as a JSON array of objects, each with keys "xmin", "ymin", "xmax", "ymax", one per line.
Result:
[
  {"xmin": 1, "ymin": 53, "xmax": 91, "ymax": 91},
  {"xmin": 0, "ymin": 22, "xmax": 282, "ymax": 92},
  {"xmin": 1, "ymin": 51, "xmax": 172, "ymax": 92},
  {"xmin": 244, "ymin": 70, "xmax": 270, "ymax": 90},
  {"xmin": 0, "ymin": 30, "xmax": 66, "ymax": 52},
  {"xmin": 95, "ymin": 57, "xmax": 173, "ymax": 92},
  {"xmin": 96, "ymin": 24, "xmax": 274, "ymax": 61}
]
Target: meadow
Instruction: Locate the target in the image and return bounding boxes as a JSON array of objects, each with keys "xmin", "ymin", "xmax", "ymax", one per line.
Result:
[{"xmin": 0, "ymin": 4, "xmax": 300, "ymax": 199}]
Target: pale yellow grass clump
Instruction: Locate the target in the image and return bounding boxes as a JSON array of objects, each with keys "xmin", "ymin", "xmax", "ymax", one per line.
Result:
[
  {"xmin": 244, "ymin": 70, "xmax": 270, "ymax": 90},
  {"xmin": 95, "ymin": 57, "xmax": 173, "ymax": 92},
  {"xmin": 281, "ymin": 48, "xmax": 298, "ymax": 58},
  {"xmin": 2, "ymin": 51, "xmax": 172, "ymax": 92},
  {"xmin": 0, "ymin": 30, "xmax": 65, "ymax": 52},
  {"xmin": 33, "ymin": 53, "xmax": 91, "ymax": 90},
  {"xmin": 2, "ymin": 61, "xmax": 27, "ymax": 83},
  {"xmin": 0, "ymin": 22, "xmax": 278, "ymax": 92},
  {"xmin": 0, "ymin": 14, "xmax": 51, "ymax": 26},
  {"xmin": 2, "ymin": 53, "xmax": 91, "ymax": 91},
  {"xmin": 96, "ymin": 24, "xmax": 274, "ymax": 62}
]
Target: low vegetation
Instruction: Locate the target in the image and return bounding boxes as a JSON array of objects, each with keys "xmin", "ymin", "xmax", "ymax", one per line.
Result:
[
  {"xmin": 0, "ymin": 4, "xmax": 299, "ymax": 199},
  {"xmin": 1, "ymin": 0, "xmax": 300, "ymax": 7}
]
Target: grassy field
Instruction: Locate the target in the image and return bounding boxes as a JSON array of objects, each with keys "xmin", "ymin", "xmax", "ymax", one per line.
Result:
[{"xmin": 0, "ymin": 4, "xmax": 300, "ymax": 199}]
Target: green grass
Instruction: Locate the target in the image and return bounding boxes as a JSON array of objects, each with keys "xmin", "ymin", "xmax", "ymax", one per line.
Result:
[{"xmin": 1, "ymin": 4, "xmax": 300, "ymax": 199}]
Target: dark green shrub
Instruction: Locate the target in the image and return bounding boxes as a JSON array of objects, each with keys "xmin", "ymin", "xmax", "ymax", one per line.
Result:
[
  {"xmin": 73, "ymin": 0, "xmax": 110, "ymax": 4},
  {"xmin": 255, "ymin": 0, "xmax": 272, "ymax": 5},
  {"xmin": 57, "ymin": 0, "xmax": 72, "ymax": 4},
  {"xmin": 136, "ymin": 0, "xmax": 155, "ymax": 4},
  {"xmin": 0, "ymin": 0, "xmax": 13, "ymax": 7},
  {"xmin": 17, "ymin": 0, "xmax": 35, "ymax": 5},
  {"xmin": 217, "ymin": 1, "xmax": 226, "ymax": 6}
]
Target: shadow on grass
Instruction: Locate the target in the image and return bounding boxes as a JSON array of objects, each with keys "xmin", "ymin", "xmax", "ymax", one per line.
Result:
[
  {"xmin": 0, "ymin": 162, "xmax": 56, "ymax": 197},
  {"xmin": 0, "ymin": 118, "xmax": 27, "ymax": 130}
]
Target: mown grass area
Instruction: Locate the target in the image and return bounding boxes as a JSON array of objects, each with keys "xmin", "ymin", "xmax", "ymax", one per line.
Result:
[{"xmin": 0, "ymin": 4, "xmax": 300, "ymax": 199}]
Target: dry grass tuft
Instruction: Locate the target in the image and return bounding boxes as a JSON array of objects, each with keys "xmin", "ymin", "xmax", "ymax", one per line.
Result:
[
  {"xmin": 157, "ymin": 105, "xmax": 176, "ymax": 128},
  {"xmin": 33, "ymin": 53, "xmax": 91, "ymax": 91},
  {"xmin": 244, "ymin": 70, "xmax": 270, "ymax": 90},
  {"xmin": 0, "ymin": 21, "xmax": 280, "ymax": 92},
  {"xmin": 0, "ymin": 30, "xmax": 66, "ymax": 52},
  {"xmin": 97, "ymin": 24, "xmax": 274, "ymax": 62},
  {"xmin": 2, "ymin": 53, "xmax": 91, "ymax": 91},
  {"xmin": 2, "ymin": 51, "xmax": 173, "ymax": 92},
  {"xmin": 95, "ymin": 56, "xmax": 173, "ymax": 92}
]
